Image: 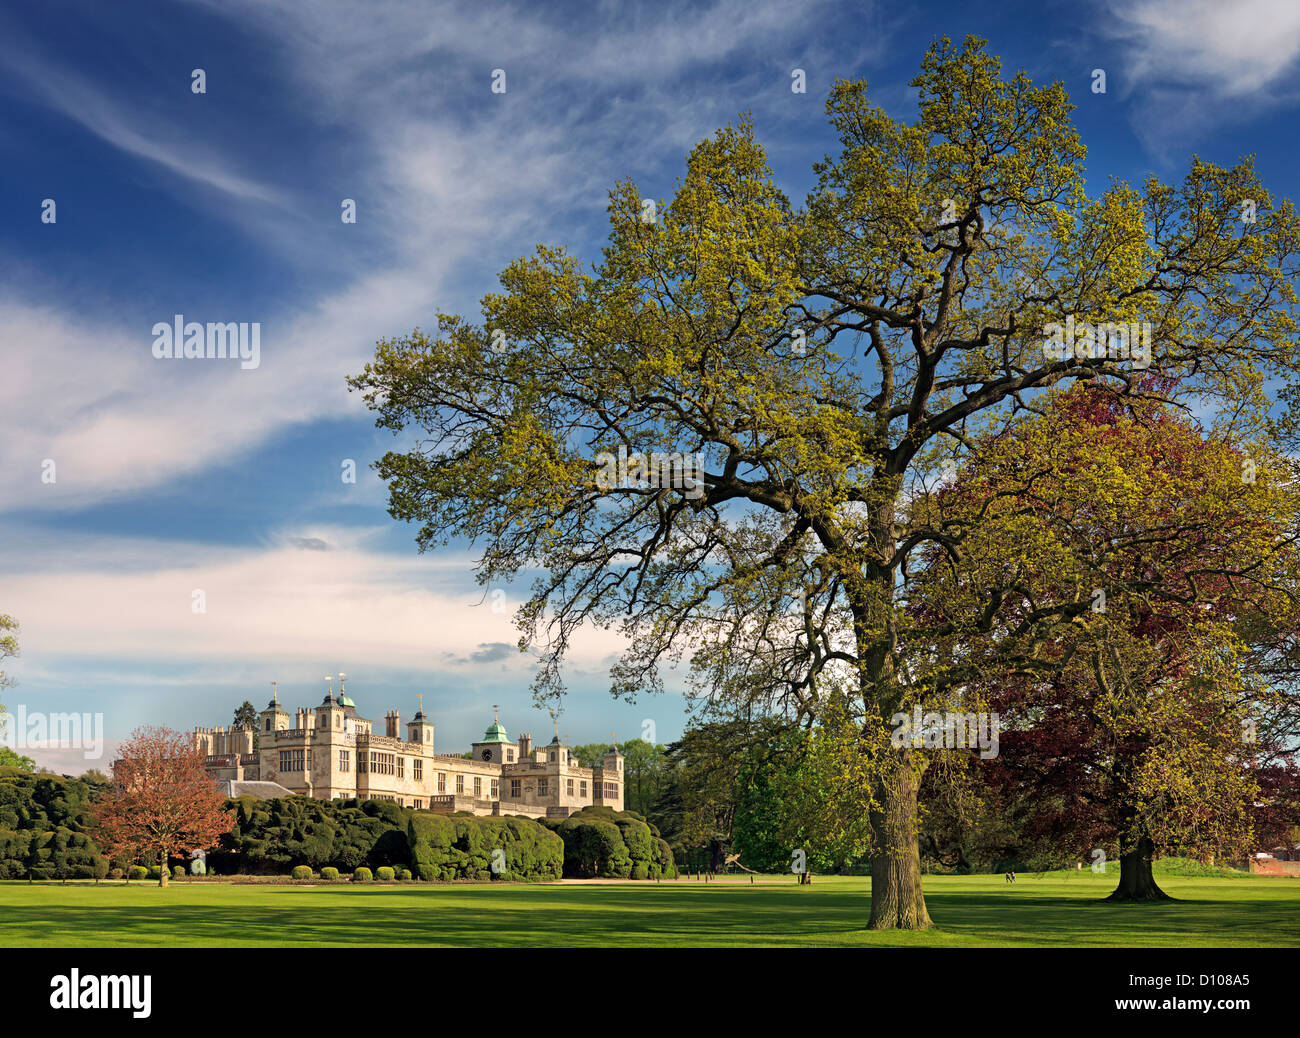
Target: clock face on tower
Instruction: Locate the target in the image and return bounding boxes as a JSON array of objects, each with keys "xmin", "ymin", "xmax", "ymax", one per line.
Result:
[{"xmin": 481, "ymin": 749, "xmax": 493, "ymax": 761}]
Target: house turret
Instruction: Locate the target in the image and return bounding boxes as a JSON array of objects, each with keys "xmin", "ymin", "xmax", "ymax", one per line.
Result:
[
  {"xmin": 472, "ymin": 709, "xmax": 511, "ymax": 764},
  {"xmin": 261, "ymin": 692, "xmax": 289, "ymax": 735},
  {"xmin": 408, "ymin": 698, "xmax": 434, "ymax": 748}
]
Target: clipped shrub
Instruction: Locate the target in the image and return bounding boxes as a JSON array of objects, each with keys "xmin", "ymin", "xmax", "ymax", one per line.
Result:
[
  {"xmin": 291, "ymin": 865, "xmax": 313, "ymax": 880},
  {"xmin": 408, "ymin": 813, "xmax": 458, "ymax": 882},
  {"xmin": 129, "ymin": 865, "xmax": 148, "ymax": 881},
  {"xmin": 552, "ymin": 807, "xmax": 662, "ymax": 879},
  {"xmin": 108, "ymin": 867, "xmax": 124, "ymax": 880},
  {"xmin": 147, "ymin": 865, "xmax": 162, "ymax": 879},
  {"xmin": 375, "ymin": 866, "xmax": 395, "ymax": 882},
  {"xmin": 353, "ymin": 866, "xmax": 373, "ymax": 883},
  {"xmin": 203, "ymin": 793, "xmax": 564, "ymax": 882},
  {"xmin": 320, "ymin": 866, "xmax": 340, "ymax": 881},
  {"xmin": 407, "ymin": 812, "xmax": 561, "ymax": 882},
  {"xmin": 172, "ymin": 866, "xmax": 187, "ymax": 879},
  {"xmin": 0, "ymin": 768, "xmax": 107, "ymax": 877}
]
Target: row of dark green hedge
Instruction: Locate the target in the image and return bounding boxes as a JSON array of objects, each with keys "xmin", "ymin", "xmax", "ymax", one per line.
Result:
[
  {"xmin": 0, "ymin": 766, "xmax": 676, "ymax": 881},
  {"xmin": 543, "ymin": 806, "xmax": 677, "ymax": 879},
  {"xmin": 209, "ymin": 795, "xmax": 410, "ymax": 874},
  {"xmin": 0, "ymin": 767, "xmax": 110, "ymax": 879},
  {"xmin": 213, "ymin": 796, "xmax": 675, "ymax": 880}
]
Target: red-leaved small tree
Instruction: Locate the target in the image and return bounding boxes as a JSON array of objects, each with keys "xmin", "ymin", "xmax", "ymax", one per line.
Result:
[{"xmin": 97, "ymin": 726, "xmax": 232, "ymax": 887}]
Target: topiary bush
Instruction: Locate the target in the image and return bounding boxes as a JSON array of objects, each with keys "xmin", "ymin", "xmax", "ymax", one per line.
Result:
[
  {"xmin": 353, "ymin": 866, "xmax": 372, "ymax": 882},
  {"xmin": 406, "ymin": 812, "xmax": 562, "ymax": 882},
  {"xmin": 551, "ymin": 807, "xmax": 663, "ymax": 879},
  {"xmin": 202, "ymin": 794, "xmax": 569, "ymax": 882},
  {"xmin": 375, "ymin": 866, "xmax": 395, "ymax": 881},
  {"xmin": 209, "ymin": 795, "xmax": 411, "ymax": 875},
  {"xmin": 291, "ymin": 865, "xmax": 313, "ymax": 880},
  {"xmin": 0, "ymin": 768, "xmax": 108, "ymax": 878},
  {"xmin": 129, "ymin": 865, "xmax": 148, "ymax": 881},
  {"xmin": 172, "ymin": 865, "xmax": 187, "ymax": 879},
  {"xmin": 320, "ymin": 866, "xmax": 339, "ymax": 881}
]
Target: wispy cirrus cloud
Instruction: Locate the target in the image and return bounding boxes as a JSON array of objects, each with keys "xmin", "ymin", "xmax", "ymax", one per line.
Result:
[
  {"xmin": 0, "ymin": 34, "xmax": 289, "ymax": 208},
  {"xmin": 2, "ymin": 0, "xmax": 864, "ymax": 516},
  {"xmin": 1108, "ymin": 0, "xmax": 1300, "ymax": 97},
  {"xmin": 1101, "ymin": 0, "xmax": 1300, "ymax": 151}
]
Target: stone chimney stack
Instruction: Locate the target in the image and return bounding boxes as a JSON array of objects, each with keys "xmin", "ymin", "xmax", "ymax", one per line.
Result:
[{"xmin": 519, "ymin": 732, "xmax": 532, "ymax": 759}]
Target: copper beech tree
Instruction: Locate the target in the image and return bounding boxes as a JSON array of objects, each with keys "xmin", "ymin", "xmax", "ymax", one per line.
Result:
[
  {"xmin": 910, "ymin": 388, "xmax": 1300, "ymax": 900},
  {"xmin": 96, "ymin": 726, "xmax": 232, "ymax": 887},
  {"xmin": 350, "ymin": 37, "xmax": 1300, "ymax": 928}
]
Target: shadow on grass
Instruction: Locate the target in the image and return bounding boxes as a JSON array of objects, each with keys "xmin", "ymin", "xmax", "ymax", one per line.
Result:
[{"xmin": 2, "ymin": 879, "xmax": 1297, "ymax": 948}]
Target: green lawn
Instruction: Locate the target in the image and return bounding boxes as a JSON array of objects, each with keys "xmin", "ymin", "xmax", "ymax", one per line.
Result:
[{"xmin": 2, "ymin": 872, "xmax": 1298, "ymax": 947}]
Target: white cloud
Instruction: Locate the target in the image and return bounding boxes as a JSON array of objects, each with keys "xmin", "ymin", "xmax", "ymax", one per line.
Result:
[
  {"xmin": 0, "ymin": 524, "xmax": 627, "ymax": 670},
  {"xmin": 0, "ymin": 42, "xmax": 289, "ymax": 208},
  {"xmin": 1108, "ymin": 0, "xmax": 1300, "ymax": 97},
  {"xmin": 1, "ymin": 0, "xmax": 869, "ymax": 516},
  {"xmin": 0, "ymin": 277, "xmax": 432, "ymax": 510},
  {"xmin": 1103, "ymin": 0, "xmax": 1300, "ymax": 152}
]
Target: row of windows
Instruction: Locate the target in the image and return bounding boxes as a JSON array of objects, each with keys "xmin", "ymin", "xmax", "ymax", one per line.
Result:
[
  {"xmin": 266, "ymin": 714, "xmax": 347, "ymax": 732},
  {"xmin": 297, "ymin": 752, "xmax": 614, "ymax": 803},
  {"xmin": 332, "ymin": 755, "xmax": 495, "ymax": 798},
  {"xmin": 505, "ymin": 778, "xmax": 611, "ymax": 799},
  {"xmin": 361, "ymin": 752, "xmax": 399, "ymax": 776}
]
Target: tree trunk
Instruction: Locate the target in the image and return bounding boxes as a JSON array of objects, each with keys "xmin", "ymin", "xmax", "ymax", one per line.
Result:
[
  {"xmin": 158, "ymin": 850, "xmax": 169, "ymax": 888},
  {"xmin": 868, "ymin": 753, "xmax": 933, "ymax": 929},
  {"xmin": 1105, "ymin": 834, "xmax": 1169, "ymax": 901}
]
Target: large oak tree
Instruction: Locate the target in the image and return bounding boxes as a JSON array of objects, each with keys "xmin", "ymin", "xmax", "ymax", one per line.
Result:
[{"xmin": 351, "ymin": 37, "xmax": 1300, "ymax": 928}]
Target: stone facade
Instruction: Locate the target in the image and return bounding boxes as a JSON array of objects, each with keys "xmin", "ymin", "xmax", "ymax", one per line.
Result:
[{"xmin": 192, "ymin": 683, "xmax": 623, "ymax": 820}]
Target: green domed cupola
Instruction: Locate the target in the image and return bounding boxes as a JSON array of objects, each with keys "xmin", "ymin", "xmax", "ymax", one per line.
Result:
[{"xmin": 336, "ymin": 671, "xmax": 355, "ymax": 708}]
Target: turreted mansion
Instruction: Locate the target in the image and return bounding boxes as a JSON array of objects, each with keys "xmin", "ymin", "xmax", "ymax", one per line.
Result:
[{"xmin": 191, "ymin": 680, "xmax": 624, "ymax": 820}]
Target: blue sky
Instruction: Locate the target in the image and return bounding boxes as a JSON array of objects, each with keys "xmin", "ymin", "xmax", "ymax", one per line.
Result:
[{"xmin": 4, "ymin": 0, "xmax": 1300, "ymax": 772}]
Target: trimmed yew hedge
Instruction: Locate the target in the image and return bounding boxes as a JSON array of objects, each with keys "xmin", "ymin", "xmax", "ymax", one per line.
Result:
[
  {"xmin": 210, "ymin": 795, "xmax": 412, "ymax": 874},
  {"xmin": 206, "ymin": 795, "xmax": 670, "ymax": 881},
  {"xmin": 0, "ymin": 767, "xmax": 110, "ymax": 879},
  {"xmin": 544, "ymin": 807, "xmax": 677, "ymax": 880},
  {"xmin": 407, "ymin": 813, "xmax": 563, "ymax": 881}
]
